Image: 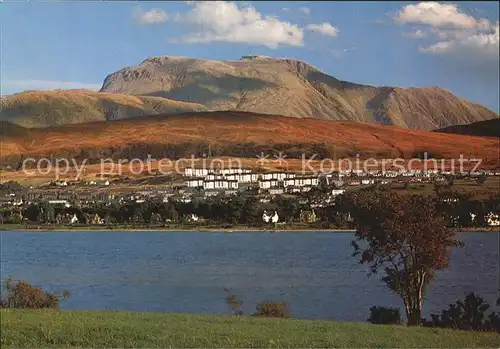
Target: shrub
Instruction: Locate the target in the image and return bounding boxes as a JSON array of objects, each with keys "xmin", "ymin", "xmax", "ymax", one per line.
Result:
[
  {"xmin": 253, "ymin": 301, "xmax": 291, "ymax": 318},
  {"xmin": 422, "ymin": 292, "xmax": 500, "ymax": 332},
  {"xmin": 224, "ymin": 288, "xmax": 243, "ymax": 316},
  {"xmin": 0, "ymin": 277, "xmax": 71, "ymax": 309},
  {"xmin": 367, "ymin": 306, "xmax": 402, "ymax": 325}
]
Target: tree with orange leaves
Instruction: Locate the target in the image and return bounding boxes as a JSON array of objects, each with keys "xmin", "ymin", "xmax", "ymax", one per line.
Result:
[{"xmin": 339, "ymin": 190, "xmax": 463, "ymax": 326}]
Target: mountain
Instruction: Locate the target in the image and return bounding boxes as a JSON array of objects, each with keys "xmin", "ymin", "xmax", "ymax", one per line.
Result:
[
  {"xmin": 0, "ymin": 89, "xmax": 207, "ymax": 128},
  {"xmin": 2, "ymin": 112, "xmax": 498, "ymax": 169},
  {"xmin": 436, "ymin": 118, "xmax": 500, "ymax": 138},
  {"xmin": 100, "ymin": 55, "xmax": 498, "ymax": 131}
]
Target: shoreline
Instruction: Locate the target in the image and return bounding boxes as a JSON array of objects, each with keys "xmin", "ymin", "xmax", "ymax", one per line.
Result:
[
  {"xmin": 1, "ymin": 226, "xmax": 499, "ymax": 233},
  {"xmin": 0, "ymin": 227, "xmax": 357, "ymax": 233}
]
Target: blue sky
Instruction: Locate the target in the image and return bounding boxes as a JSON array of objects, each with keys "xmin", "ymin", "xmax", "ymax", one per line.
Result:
[{"xmin": 1, "ymin": 1, "xmax": 499, "ymax": 110}]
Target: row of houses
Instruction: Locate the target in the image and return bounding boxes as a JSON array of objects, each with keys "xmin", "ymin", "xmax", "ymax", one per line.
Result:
[
  {"xmin": 184, "ymin": 168, "xmax": 253, "ymax": 177},
  {"xmin": 185, "ymin": 167, "xmax": 320, "ymax": 194}
]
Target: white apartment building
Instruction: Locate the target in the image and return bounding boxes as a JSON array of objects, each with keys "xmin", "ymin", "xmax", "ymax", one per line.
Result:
[
  {"xmin": 283, "ymin": 176, "xmax": 318, "ymax": 187},
  {"xmin": 206, "ymin": 173, "xmax": 225, "ymax": 181},
  {"xmin": 185, "ymin": 179, "xmax": 204, "ymax": 188},
  {"xmin": 259, "ymin": 179, "xmax": 280, "ymax": 189},
  {"xmin": 203, "ymin": 180, "xmax": 238, "ymax": 190},
  {"xmin": 184, "ymin": 168, "xmax": 210, "ymax": 177},
  {"xmin": 260, "ymin": 172, "xmax": 295, "ymax": 181},
  {"xmin": 225, "ymin": 173, "xmax": 259, "ymax": 183},
  {"xmin": 217, "ymin": 168, "xmax": 252, "ymax": 175}
]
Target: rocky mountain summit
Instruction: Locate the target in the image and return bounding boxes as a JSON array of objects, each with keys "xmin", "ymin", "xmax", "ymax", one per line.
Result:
[{"xmin": 100, "ymin": 55, "xmax": 497, "ymax": 130}]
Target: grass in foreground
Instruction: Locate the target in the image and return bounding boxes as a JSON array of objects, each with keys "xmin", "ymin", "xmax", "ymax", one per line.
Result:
[{"xmin": 1, "ymin": 310, "xmax": 499, "ymax": 348}]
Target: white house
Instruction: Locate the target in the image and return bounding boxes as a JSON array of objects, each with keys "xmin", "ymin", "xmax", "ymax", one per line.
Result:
[
  {"xmin": 48, "ymin": 200, "xmax": 69, "ymax": 205},
  {"xmin": 470, "ymin": 213, "xmax": 476, "ymax": 223},
  {"xmin": 262, "ymin": 211, "xmax": 271, "ymax": 223},
  {"xmin": 331, "ymin": 189, "xmax": 345, "ymax": 196},
  {"xmin": 259, "ymin": 179, "xmax": 279, "ymax": 189},
  {"xmin": 186, "ymin": 214, "xmax": 199, "ymax": 222},
  {"xmin": 271, "ymin": 211, "xmax": 279, "ymax": 223},
  {"xmin": 486, "ymin": 212, "xmax": 500, "ymax": 226},
  {"xmin": 70, "ymin": 214, "xmax": 79, "ymax": 225},
  {"xmin": 383, "ymin": 171, "xmax": 398, "ymax": 178},
  {"xmin": 186, "ymin": 179, "xmax": 204, "ymax": 188}
]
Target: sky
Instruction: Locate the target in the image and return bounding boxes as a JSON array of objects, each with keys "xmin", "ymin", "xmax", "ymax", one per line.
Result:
[{"xmin": 1, "ymin": 1, "xmax": 499, "ymax": 111}]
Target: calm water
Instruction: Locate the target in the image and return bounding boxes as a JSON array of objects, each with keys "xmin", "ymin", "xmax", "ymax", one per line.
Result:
[{"xmin": 1, "ymin": 231, "xmax": 499, "ymax": 321}]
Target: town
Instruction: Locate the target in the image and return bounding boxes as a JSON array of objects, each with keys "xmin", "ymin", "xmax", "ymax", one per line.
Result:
[{"xmin": 1, "ymin": 165, "xmax": 499, "ymax": 228}]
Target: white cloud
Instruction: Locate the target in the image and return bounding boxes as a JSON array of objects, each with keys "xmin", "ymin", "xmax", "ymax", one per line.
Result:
[
  {"xmin": 395, "ymin": 2, "xmax": 482, "ymax": 29},
  {"xmin": 306, "ymin": 23, "xmax": 339, "ymax": 37},
  {"xmin": 299, "ymin": 7, "xmax": 310, "ymax": 16},
  {"xmin": 281, "ymin": 7, "xmax": 290, "ymax": 13},
  {"xmin": 133, "ymin": 8, "xmax": 168, "ymax": 25},
  {"xmin": 404, "ymin": 29, "xmax": 427, "ymax": 39},
  {"xmin": 420, "ymin": 22, "xmax": 499, "ymax": 57},
  {"xmin": 174, "ymin": 1, "xmax": 304, "ymax": 48},
  {"xmin": 394, "ymin": 2, "xmax": 499, "ymax": 103},
  {"xmin": 1, "ymin": 80, "xmax": 102, "ymax": 95},
  {"xmin": 395, "ymin": 2, "xmax": 498, "ymax": 61}
]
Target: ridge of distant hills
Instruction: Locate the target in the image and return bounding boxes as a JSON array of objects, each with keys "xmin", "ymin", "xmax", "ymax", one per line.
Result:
[
  {"xmin": 1, "ymin": 112, "xmax": 498, "ymax": 170},
  {"xmin": 1, "ymin": 56, "xmax": 497, "ymax": 130},
  {"xmin": 436, "ymin": 118, "xmax": 500, "ymax": 138},
  {"xmin": 0, "ymin": 89, "xmax": 206, "ymax": 128}
]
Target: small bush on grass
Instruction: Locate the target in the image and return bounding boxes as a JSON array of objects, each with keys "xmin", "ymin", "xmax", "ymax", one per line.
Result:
[
  {"xmin": 0, "ymin": 277, "xmax": 71, "ymax": 309},
  {"xmin": 367, "ymin": 306, "xmax": 402, "ymax": 325},
  {"xmin": 253, "ymin": 301, "xmax": 291, "ymax": 318}
]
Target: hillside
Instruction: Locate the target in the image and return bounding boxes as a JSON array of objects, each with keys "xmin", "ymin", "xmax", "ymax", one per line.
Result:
[
  {"xmin": 436, "ymin": 118, "xmax": 500, "ymax": 138},
  {"xmin": 0, "ymin": 90, "xmax": 207, "ymax": 127},
  {"xmin": 100, "ymin": 55, "xmax": 498, "ymax": 130},
  {"xmin": 1, "ymin": 112, "xmax": 498, "ymax": 168}
]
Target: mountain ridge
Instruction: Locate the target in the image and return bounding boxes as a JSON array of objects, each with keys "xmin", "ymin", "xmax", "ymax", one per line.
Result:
[{"xmin": 100, "ymin": 55, "xmax": 498, "ymax": 130}]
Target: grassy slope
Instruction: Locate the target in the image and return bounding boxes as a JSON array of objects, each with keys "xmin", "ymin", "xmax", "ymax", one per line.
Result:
[
  {"xmin": 2, "ymin": 111, "xmax": 499, "ymax": 162},
  {"xmin": 1, "ymin": 310, "xmax": 499, "ymax": 348},
  {"xmin": 0, "ymin": 90, "xmax": 207, "ymax": 127}
]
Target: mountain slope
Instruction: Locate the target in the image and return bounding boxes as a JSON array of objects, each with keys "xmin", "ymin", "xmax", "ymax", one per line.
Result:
[
  {"xmin": 100, "ymin": 56, "xmax": 497, "ymax": 130},
  {"xmin": 1, "ymin": 112, "xmax": 498, "ymax": 169},
  {"xmin": 0, "ymin": 89, "xmax": 207, "ymax": 127},
  {"xmin": 436, "ymin": 118, "xmax": 500, "ymax": 138}
]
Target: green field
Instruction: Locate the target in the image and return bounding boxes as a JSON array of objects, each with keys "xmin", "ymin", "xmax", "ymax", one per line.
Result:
[{"xmin": 1, "ymin": 310, "xmax": 499, "ymax": 348}]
